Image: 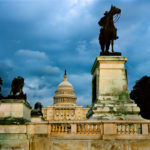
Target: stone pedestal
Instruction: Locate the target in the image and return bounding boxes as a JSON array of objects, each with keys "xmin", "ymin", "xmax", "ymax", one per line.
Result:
[
  {"xmin": 31, "ymin": 116, "xmax": 44, "ymax": 122},
  {"xmin": 87, "ymin": 56, "xmax": 142, "ymax": 120},
  {"xmin": 0, "ymin": 99, "xmax": 31, "ymax": 123}
]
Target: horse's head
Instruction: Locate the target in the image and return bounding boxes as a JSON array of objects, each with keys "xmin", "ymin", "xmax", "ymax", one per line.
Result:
[{"xmin": 110, "ymin": 5, "xmax": 121, "ymax": 15}]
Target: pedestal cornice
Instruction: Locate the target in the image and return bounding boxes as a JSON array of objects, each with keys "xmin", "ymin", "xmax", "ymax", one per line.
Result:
[{"xmin": 91, "ymin": 56, "xmax": 128, "ymax": 74}]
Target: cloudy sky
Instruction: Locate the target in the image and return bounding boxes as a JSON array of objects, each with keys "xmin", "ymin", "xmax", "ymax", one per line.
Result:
[{"xmin": 0, "ymin": 0, "xmax": 150, "ymax": 107}]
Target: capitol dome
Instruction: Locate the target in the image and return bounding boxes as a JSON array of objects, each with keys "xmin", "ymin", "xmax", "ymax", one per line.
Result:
[{"xmin": 53, "ymin": 71, "xmax": 77, "ymax": 106}]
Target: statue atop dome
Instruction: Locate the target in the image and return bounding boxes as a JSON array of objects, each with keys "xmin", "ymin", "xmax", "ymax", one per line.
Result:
[
  {"xmin": 98, "ymin": 5, "xmax": 121, "ymax": 56},
  {"xmin": 64, "ymin": 69, "xmax": 67, "ymax": 75},
  {"xmin": 63, "ymin": 69, "xmax": 68, "ymax": 81}
]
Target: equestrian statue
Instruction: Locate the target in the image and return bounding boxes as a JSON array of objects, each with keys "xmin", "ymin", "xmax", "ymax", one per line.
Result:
[{"xmin": 98, "ymin": 5, "xmax": 121, "ymax": 55}]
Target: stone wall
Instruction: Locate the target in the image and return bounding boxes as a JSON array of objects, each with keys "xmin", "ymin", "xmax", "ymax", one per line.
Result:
[
  {"xmin": 1, "ymin": 135, "xmax": 150, "ymax": 150},
  {"xmin": 30, "ymin": 139, "xmax": 150, "ymax": 150},
  {"xmin": 0, "ymin": 120, "xmax": 150, "ymax": 150},
  {"xmin": 0, "ymin": 100, "xmax": 31, "ymax": 122}
]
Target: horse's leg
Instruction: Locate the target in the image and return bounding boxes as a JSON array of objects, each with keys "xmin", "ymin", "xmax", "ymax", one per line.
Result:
[
  {"xmin": 106, "ymin": 40, "xmax": 110, "ymax": 53},
  {"xmin": 99, "ymin": 30, "xmax": 105, "ymax": 53},
  {"xmin": 112, "ymin": 40, "xmax": 114, "ymax": 53},
  {"xmin": 100, "ymin": 40, "xmax": 104, "ymax": 53}
]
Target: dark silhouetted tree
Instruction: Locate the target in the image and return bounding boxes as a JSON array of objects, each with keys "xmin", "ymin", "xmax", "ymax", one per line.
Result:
[
  {"xmin": 0, "ymin": 77, "xmax": 2, "ymax": 91},
  {"xmin": 0, "ymin": 77, "xmax": 2, "ymax": 98},
  {"xmin": 130, "ymin": 76, "xmax": 150, "ymax": 119}
]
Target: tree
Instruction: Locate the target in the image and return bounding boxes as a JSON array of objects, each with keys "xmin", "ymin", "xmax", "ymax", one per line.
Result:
[
  {"xmin": 0, "ymin": 77, "xmax": 2, "ymax": 92},
  {"xmin": 130, "ymin": 76, "xmax": 150, "ymax": 119},
  {"xmin": 0, "ymin": 77, "xmax": 2, "ymax": 98}
]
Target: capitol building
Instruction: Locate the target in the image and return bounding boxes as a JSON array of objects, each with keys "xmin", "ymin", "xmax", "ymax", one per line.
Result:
[{"xmin": 42, "ymin": 71, "xmax": 89, "ymax": 121}]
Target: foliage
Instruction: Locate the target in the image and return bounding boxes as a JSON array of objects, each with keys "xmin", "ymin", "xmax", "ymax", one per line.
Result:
[
  {"xmin": 130, "ymin": 76, "xmax": 150, "ymax": 119},
  {"xmin": 0, "ymin": 77, "xmax": 2, "ymax": 86},
  {"xmin": 116, "ymin": 105, "xmax": 128, "ymax": 115},
  {"xmin": 0, "ymin": 117, "xmax": 29, "ymax": 125},
  {"xmin": 118, "ymin": 91, "xmax": 129, "ymax": 102},
  {"xmin": 0, "ymin": 77, "xmax": 2, "ymax": 97}
]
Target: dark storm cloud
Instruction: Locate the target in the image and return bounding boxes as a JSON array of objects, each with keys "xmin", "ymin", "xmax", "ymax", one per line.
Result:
[{"xmin": 0, "ymin": 0, "xmax": 150, "ymax": 106}]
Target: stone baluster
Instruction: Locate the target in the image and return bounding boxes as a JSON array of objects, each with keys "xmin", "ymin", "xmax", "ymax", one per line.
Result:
[
  {"xmin": 97, "ymin": 124, "xmax": 101, "ymax": 134},
  {"xmin": 125, "ymin": 124, "xmax": 128, "ymax": 134},
  {"xmin": 81, "ymin": 124, "xmax": 85, "ymax": 134},
  {"xmin": 132, "ymin": 124, "xmax": 135, "ymax": 134},
  {"xmin": 129, "ymin": 125, "xmax": 133, "ymax": 135},
  {"xmin": 65, "ymin": 124, "xmax": 68, "ymax": 133},
  {"xmin": 93, "ymin": 124, "xmax": 97, "ymax": 134},
  {"xmin": 128, "ymin": 125, "xmax": 131, "ymax": 134},
  {"xmin": 134, "ymin": 124, "xmax": 137, "ymax": 135},
  {"xmin": 77, "ymin": 124, "xmax": 81, "ymax": 134},
  {"xmin": 117, "ymin": 124, "xmax": 121, "ymax": 134},
  {"xmin": 58, "ymin": 125, "xmax": 61, "ymax": 132},
  {"xmin": 62, "ymin": 124, "xmax": 64, "ymax": 132},
  {"xmin": 121, "ymin": 124, "xmax": 125, "ymax": 134},
  {"xmin": 133, "ymin": 124, "xmax": 135, "ymax": 134},
  {"xmin": 55, "ymin": 124, "xmax": 57, "ymax": 132},
  {"xmin": 89, "ymin": 124, "xmax": 93, "ymax": 134},
  {"xmin": 85, "ymin": 124, "xmax": 89, "ymax": 134}
]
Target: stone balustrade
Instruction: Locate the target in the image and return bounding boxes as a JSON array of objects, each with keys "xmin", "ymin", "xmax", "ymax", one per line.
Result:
[
  {"xmin": 76, "ymin": 123, "xmax": 101, "ymax": 134},
  {"xmin": 48, "ymin": 121, "xmax": 103, "ymax": 136},
  {"xmin": 51, "ymin": 123, "xmax": 71, "ymax": 133},
  {"xmin": 0, "ymin": 120, "xmax": 150, "ymax": 139},
  {"xmin": 117, "ymin": 123, "xmax": 142, "ymax": 135}
]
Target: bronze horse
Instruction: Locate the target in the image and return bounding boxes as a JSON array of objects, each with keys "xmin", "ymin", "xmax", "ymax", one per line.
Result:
[{"xmin": 98, "ymin": 5, "xmax": 121, "ymax": 53}]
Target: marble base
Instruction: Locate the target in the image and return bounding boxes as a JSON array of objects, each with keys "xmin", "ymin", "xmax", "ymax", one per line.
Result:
[
  {"xmin": 89, "ymin": 102, "xmax": 142, "ymax": 120},
  {"xmin": 88, "ymin": 55, "xmax": 142, "ymax": 120},
  {"xmin": 0, "ymin": 99, "xmax": 31, "ymax": 122},
  {"xmin": 100, "ymin": 51, "xmax": 121, "ymax": 56},
  {"xmin": 31, "ymin": 116, "xmax": 44, "ymax": 122}
]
